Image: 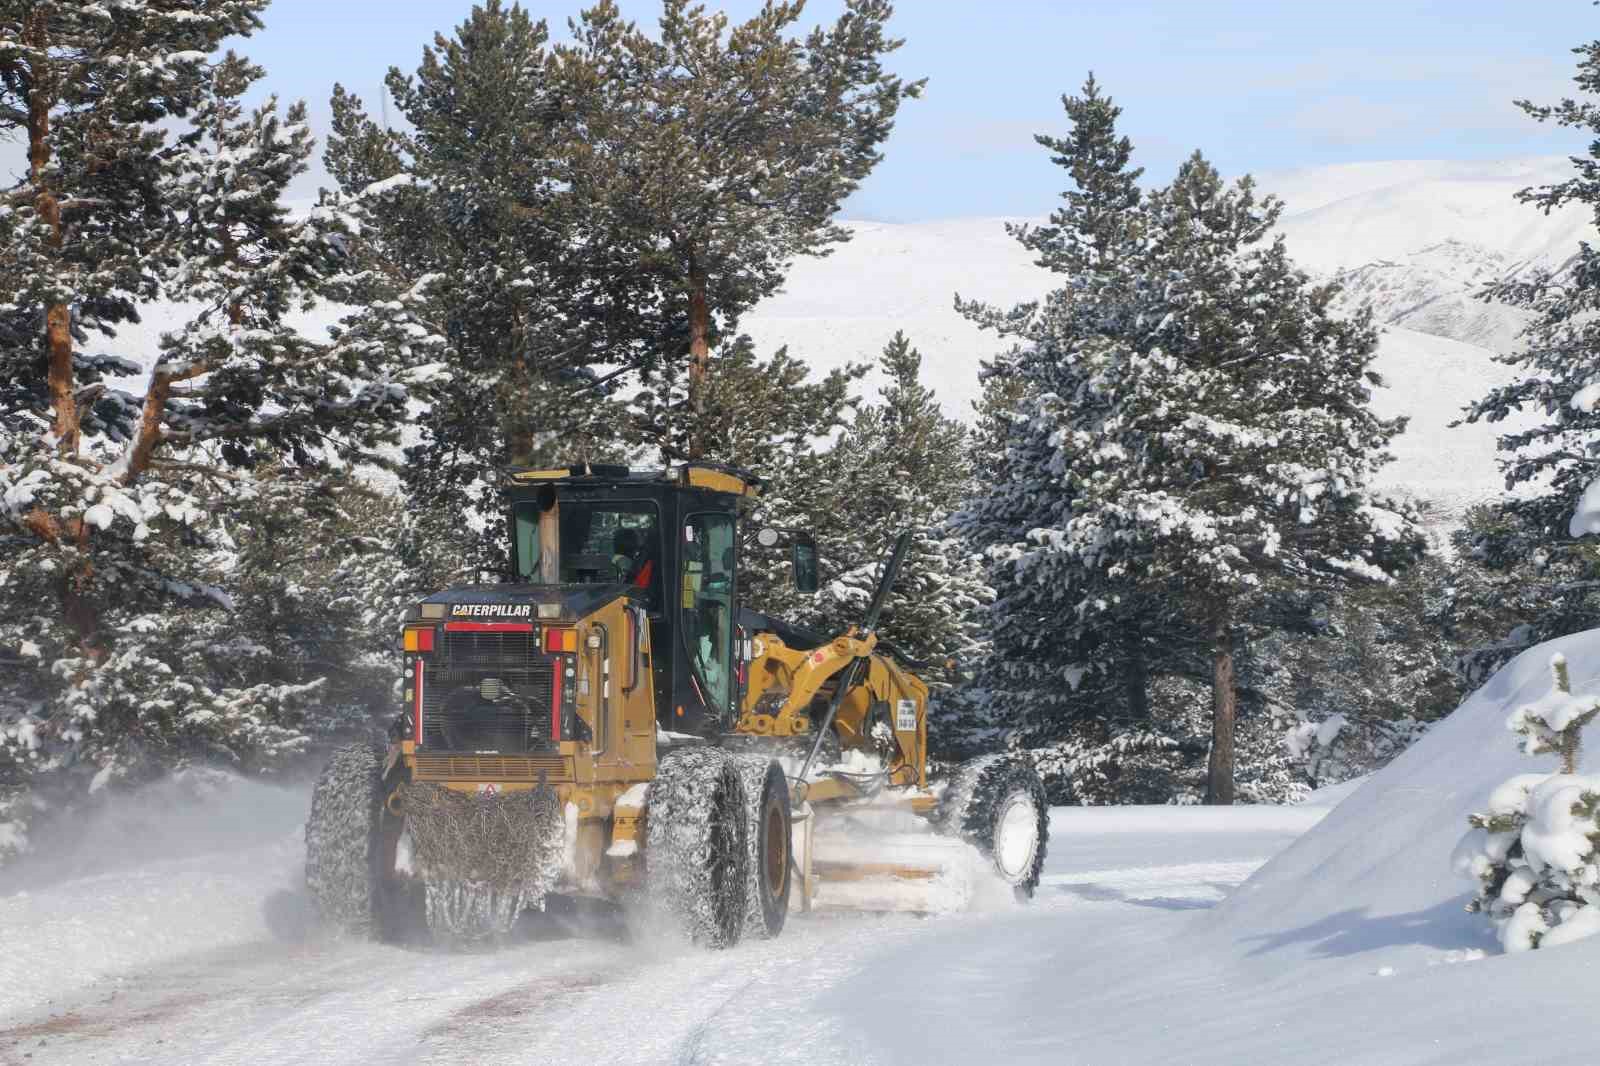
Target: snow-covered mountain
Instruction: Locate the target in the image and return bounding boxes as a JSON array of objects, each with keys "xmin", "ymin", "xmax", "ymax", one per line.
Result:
[
  {"xmin": 1269, "ymin": 157, "xmax": 1591, "ymax": 352},
  {"xmin": 739, "ymin": 156, "xmax": 1593, "ymax": 523},
  {"xmin": 1323, "ymin": 240, "xmax": 1533, "ymax": 353},
  {"xmin": 95, "ymin": 157, "xmax": 1588, "ymax": 520}
]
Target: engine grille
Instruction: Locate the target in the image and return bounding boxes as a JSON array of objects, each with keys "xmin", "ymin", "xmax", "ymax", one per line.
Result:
[
  {"xmin": 443, "ymin": 628, "xmax": 538, "ymax": 667},
  {"xmin": 422, "ymin": 630, "xmax": 554, "ymax": 754},
  {"xmin": 413, "ymin": 753, "xmax": 570, "ymax": 782}
]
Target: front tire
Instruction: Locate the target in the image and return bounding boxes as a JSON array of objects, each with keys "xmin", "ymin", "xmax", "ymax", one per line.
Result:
[
  {"xmin": 939, "ymin": 754, "xmax": 1048, "ymax": 901},
  {"xmin": 733, "ymin": 755, "xmax": 792, "ymax": 939},
  {"xmin": 305, "ymin": 743, "xmax": 385, "ymax": 935},
  {"xmin": 646, "ymin": 749, "xmax": 750, "ymax": 948}
]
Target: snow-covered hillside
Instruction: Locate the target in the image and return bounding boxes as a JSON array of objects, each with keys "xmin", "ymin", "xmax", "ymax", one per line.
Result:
[
  {"xmin": 97, "ymin": 157, "xmax": 1584, "ymax": 516},
  {"xmin": 740, "ymin": 156, "xmax": 1587, "ymax": 520},
  {"xmin": 1268, "ymin": 157, "xmax": 1592, "ymax": 353},
  {"xmin": 1366, "ymin": 325, "xmax": 1522, "ymax": 522}
]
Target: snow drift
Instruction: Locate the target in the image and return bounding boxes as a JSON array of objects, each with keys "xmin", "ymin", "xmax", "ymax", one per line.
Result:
[
  {"xmin": 710, "ymin": 633, "xmax": 1600, "ymax": 1066},
  {"xmin": 1207, "ymin": 627, "xmax": 1600, "ymax": 962}
]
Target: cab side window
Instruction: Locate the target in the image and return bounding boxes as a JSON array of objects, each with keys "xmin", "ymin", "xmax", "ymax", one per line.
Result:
[{"xmin": 681, "ymin": 513, "xmax": 735, "ymax": 714}]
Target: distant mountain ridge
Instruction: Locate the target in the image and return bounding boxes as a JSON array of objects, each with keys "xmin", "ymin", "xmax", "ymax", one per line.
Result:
[
  {"xmin": 96, "ymin": 157, "xmax": 1590, "ymax": 521},
  {"xmin": 738, "ymin": 156, "xmax": 1589, "ymax": 523},
  {"xmin": 1323, "ymin": 240, "xmax": 1533, "ymax": 353},
  {"xmin": 1265, "ymin": 156, "xmax": 1592, "ymax": 353}
]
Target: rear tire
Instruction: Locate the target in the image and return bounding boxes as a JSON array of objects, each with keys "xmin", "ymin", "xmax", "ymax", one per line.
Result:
[
  {"xmin": 939, "ymin": 754, "xmax": 1048, "ymax": 901},
  {"xmin": 374, "ymin": 806, "xmax": 425, "ymax": 942},
  {"xmin": 732, "ymin": 755, "xmax": 791, "ymax": 939},
  {"xmin": 305, "ymin": 743, "xmax": 386, "ymax": 935},
  {"xmin": 646, "ymin": 749, "xmax": 749, "ymax": 948}
]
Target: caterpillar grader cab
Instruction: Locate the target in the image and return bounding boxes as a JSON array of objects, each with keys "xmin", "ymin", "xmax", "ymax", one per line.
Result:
[{"xmin": 305, "ymin": 463, "xmax": 1049, "ymax": 946}]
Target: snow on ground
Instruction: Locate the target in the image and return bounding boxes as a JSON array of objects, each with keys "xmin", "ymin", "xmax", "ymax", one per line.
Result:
[
  {"xmin": 754, "ymin": 631, "xmax": 1600, "ymax": 1066},
  {"xmin": 11, "ymin": 627, "xmax": 1600, "ymax": 1066},
  {"xmin": 0, "ymin": 783, "xmax": 1323, "ymax": 1066},
  {"xmin": 0, "ymin": 775, "xmax": 311, "ymax": 1020}
]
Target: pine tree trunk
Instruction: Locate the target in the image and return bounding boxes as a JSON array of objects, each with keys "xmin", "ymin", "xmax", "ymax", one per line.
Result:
[
  {"xmin": 23, "ymin": 11, "xmax": 94, "ymax": 652},
  {"xmin": 125, "ymin": 375, "xmax": 173, "ymax": 482},
  {"xmin": 46, "ymin": 303, "xmax": 79, "ymax": 453},
  {"xmin": 686, "ymin": 247, "xmax": 710, "ymax": 458},
  {"xmin": 1206, "ymin": 614, "xmax": 1236, "ymax": 805},
  {"xmin": 1125, "ymin": 633, "xmax": 1149, "ymax": 721},
  {"xmin": 26, "ymin": 17, "xmax": 78, "ymax": 455}
]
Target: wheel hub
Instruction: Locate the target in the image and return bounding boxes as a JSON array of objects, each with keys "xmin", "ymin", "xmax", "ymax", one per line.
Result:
[
  {"xmin": 994, "ymin": 790, "xmax": 1040, "ymax": 882},
  {"xmin": 763, "ymin": 799, "xmax": 787, "ymax": 894}
]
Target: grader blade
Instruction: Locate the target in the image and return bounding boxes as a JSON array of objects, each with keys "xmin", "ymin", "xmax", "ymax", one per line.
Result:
[{"xmin": 793, "ymin": 804, "xmax": 986, "ymax": 914}]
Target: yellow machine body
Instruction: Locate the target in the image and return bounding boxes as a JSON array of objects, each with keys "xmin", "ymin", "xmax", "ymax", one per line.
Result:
[{"xmin": 384, "ymin": 463, "xmax": 958, "ymax": 915}]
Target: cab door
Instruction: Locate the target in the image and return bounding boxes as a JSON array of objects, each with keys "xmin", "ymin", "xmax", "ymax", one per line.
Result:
[{"xmin": 677, "ymin": 509, "xmax": 737, "ymax": 731}]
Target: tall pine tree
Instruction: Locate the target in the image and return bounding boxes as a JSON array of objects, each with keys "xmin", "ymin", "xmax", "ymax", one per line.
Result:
[
  {"xmin": 556, "ymin": 0, "xmax": 921, "ymax": 455},
  {"xmin": 0, "ymin": 22, "xmax": 424, "ymax": 801},
  {"xmin": 1058, "ymin": 154, "xmax": 1422, "ymax": 803},
  {"xmin": 1457, "ymin": 27, "xmax": 1600, "ymax": 664},
  {"xmin": 1, "ymin": 0, "xmax": 266, "ymax": 457},
  {"xmin": 960, "ymin": 77, "xmax": 1423, "ymax": 803},
  {"xmin": 324, "ymin": 2, "xmax": 663, "ymax": 568},
  {"xmin": 957, "ymin": 76, "xmax": 1182, "ymax": 755}
]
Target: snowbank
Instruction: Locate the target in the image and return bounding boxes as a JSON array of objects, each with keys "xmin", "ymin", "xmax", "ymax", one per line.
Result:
[
  {"xmin": 708, "ymin": 633, "xmax": 1600, "ymax": 1066},
  {"xmin": 1208, "ymin": 627, "xmax": 1600, "ymax": 963}
]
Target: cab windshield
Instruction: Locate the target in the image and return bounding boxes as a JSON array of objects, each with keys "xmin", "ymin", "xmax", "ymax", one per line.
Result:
[{"xmin": 513, "ymin": 498, "xmax": 660, "ymax": 602}]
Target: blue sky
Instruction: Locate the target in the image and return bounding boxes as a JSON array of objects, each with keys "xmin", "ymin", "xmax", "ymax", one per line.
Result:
[{"xmin": 132, "ymin": 2, "xmax": 1600, "ymax": 219}]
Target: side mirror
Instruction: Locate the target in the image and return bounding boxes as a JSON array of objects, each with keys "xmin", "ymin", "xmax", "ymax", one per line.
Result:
[{"xmin": 792, "ymin": 536, "xmax": 819, "ymax": 594}]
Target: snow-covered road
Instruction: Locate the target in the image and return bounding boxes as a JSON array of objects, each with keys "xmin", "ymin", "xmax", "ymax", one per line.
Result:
[{"xmin": 0, "ymin": 788, "xmax": 1323, "ymax": 1066}]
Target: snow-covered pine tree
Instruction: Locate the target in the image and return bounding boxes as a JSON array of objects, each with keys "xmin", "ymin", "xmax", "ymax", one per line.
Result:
[
  {"xmin": 955, "ymin": 77, "xmax": 1200, "ymax": 787},
  {"xmin": 557, "ymin": 0, "xmax": 921, "ymax": 457},
  {"xmin": 1066, "ymin": 154, "xmax": 1422, "ymax": 803},
  {"xmin": 0, "ymin": 26, "xmax": 425, "ymax": 818},
  {"xmin": 324, "ymin": 3, "xmax": 661, "ymax": 570},
  {"xmin": 808, "ymin": 333, "xmax": 990, "ymax": 691},
  {"xmin": 1, "ymin": 1, "xmax": 268, "ymax": 687},
  {"xmin": 0, "ymin": 0, "xmax": 266, "ymax": 457},
  {"xmin": 961, "ymin": 76, "xmax": 1424, "ymax": 804},
  {"xmin": 1454, "ymin": 35, "xmax": 1600, "ymax": 668},
  {"xmin": 1455, "ymin": 651, "xmax": 1600, "ymax": 952}
]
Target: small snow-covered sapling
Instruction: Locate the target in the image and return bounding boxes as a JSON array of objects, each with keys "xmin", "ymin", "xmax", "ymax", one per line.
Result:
[
  {"xmin": 1455, "ymin": 652, "xmax": 1600, "ymax": 951},
  {"xmin": 1507, "ymin": 654, "xmax": 1600, "ymax": 774}
]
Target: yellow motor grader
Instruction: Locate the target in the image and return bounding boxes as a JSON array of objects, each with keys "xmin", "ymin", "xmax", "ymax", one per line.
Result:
[{"xmin": 305, "ymin": 463, "xmax": 1048, "ymax": 945}]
